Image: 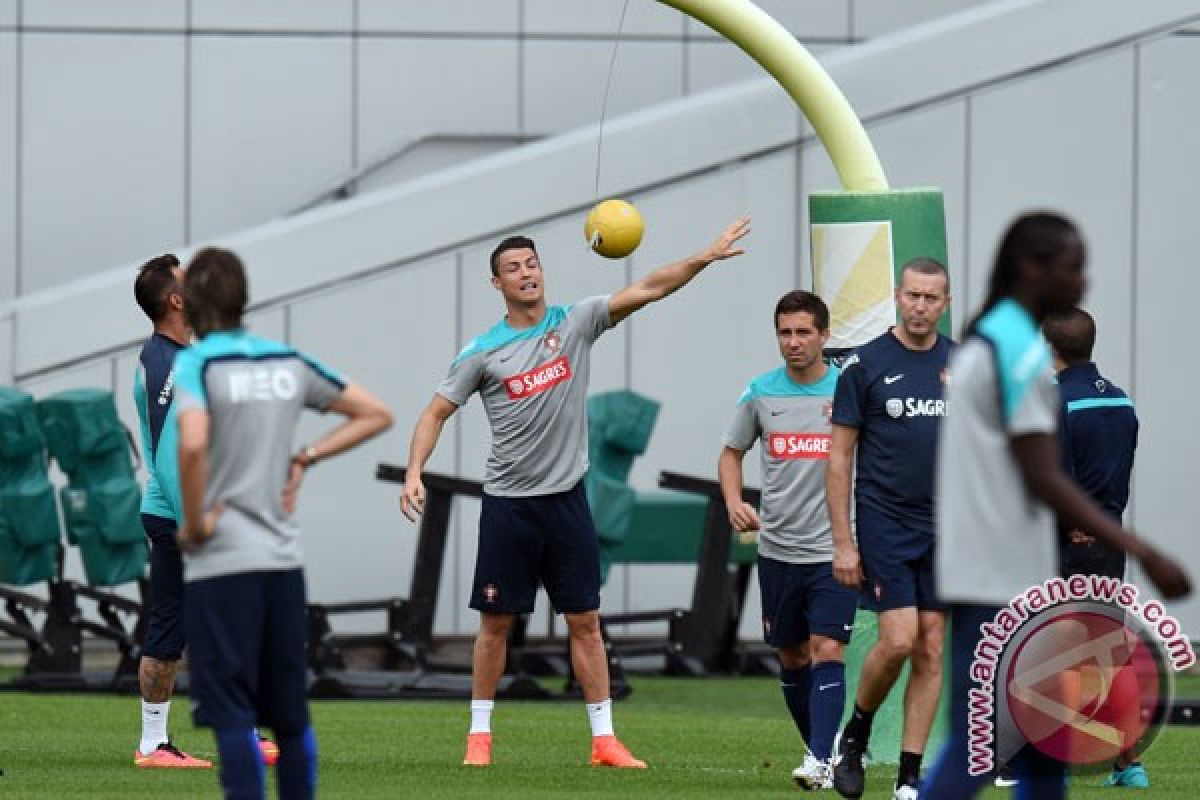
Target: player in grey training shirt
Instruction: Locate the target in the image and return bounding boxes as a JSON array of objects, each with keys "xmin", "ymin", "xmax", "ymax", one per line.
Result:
[
  {"xmin": 718, "ymin": 290, "xmax": 856, "ymax": 790},
  {"xmin": 402, "ymin": 218, "xmax": 750, "ymax": 769},
  {"xmin": 922, "ymin": 213, "xmax": 1188, "ymax": 799},
  {"xmin": 175, "ymin": 247, "xmax": 392, "ymax": 800}
]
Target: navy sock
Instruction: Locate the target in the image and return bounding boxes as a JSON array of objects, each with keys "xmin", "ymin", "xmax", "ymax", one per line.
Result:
[
  {"xmin": 215, "ymin": 727, "xmax": 265, "ymax": 800},
  {"xmin": 276, "ymin": 726, "xmax": 318, "ymax": 800},
  {"xmin": 780, "ymin": 665, "xmax": 813, "ymax": 745},
  {"xmin": 808, "ymin": 661, "xmax": 846, "ymax": 760}
]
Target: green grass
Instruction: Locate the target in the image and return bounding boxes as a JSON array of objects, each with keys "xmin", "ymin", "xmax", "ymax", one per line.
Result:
[{"xmin": 0, "ymin": 676, "xmax": 1198, "ymax": 798}]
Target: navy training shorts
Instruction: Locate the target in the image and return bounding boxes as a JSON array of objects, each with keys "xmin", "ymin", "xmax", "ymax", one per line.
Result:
[{"xmin": 471, "ymin": 481, "xmax": 601, "ymax": 615}]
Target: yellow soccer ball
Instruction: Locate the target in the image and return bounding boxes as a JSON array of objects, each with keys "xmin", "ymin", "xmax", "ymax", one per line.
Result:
[{"xmin": 585, "ymin": 199, "xmax": 644, "ymax": 259}]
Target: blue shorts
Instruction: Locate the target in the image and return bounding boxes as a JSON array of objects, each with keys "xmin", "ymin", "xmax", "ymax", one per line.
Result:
[
  {"xmin": 184, "ymin": 568, "xmax": 310, "ymax": 734},
  {"xmin": 758, "ymin": 556, "xmax": 858, "ymax": 647},
  {"xmin": 471, "ymin": 481, "xmax": 601, "ymax": 615},
  {"xmin": 141, "ymin": 513, "xmax": 185, "ymax": 662},
  {"xmin": 856, "ymin": 505, "xmax": 944, "ymax": 612}
]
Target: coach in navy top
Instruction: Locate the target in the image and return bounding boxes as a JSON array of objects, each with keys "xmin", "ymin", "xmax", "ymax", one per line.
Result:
[{"xmin": 827, "ymin": 257, "xmax": 954, "ymax": 799}]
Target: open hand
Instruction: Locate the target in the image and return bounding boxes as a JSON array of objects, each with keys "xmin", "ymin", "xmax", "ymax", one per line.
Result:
[{"xmin": 701, "ymin": 216, "xmax": 751, "ymax": 263}]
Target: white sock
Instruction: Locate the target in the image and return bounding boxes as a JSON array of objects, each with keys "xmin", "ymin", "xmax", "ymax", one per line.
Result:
[
  {"xmin": 469, "ymin": 699, "xmax": 494, "ymax": 734},
  {"xmin": 139, "ymin": 700, "xmax": 170, "ymax": 754},
  {"xmin": 586, "ymin": 698, "xmax": 614, "ymax": 738}
]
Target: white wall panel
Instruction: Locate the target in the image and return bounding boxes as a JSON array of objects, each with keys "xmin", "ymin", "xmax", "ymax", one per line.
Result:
[
  {"xmin": 189, "ymin": 37, "xmax": 353, "ymax": 241},
  {"xmin": 687, "ymin": 0, "xmax": 849, "ymax": 39},
  {"xmin": 968, "ymin": 50, "xmax": 1135, "ymax": 387},
  {"xmin": 0, "ymin": 1, "xmax": 14, "ymax": 26},
  {"xmin": 357, "ymin": 38, "xmax": 519, "ymax": 167},
  {"xmin": 288, "ymin": 260, "xmax": 457, "ymax": 612},
  {"xmin": 358, "ymin": 0, "xmax": 519, "ymax": 34},
  {"xmin": 524, "ymin": 0, "xmax": 683, "ymax": 36},
  {"xmin": 1134, "ymin": 36, "xmax": 1200, "ymax": 628},
  {"xmin": 244, "ymin": 306, "xmax": 285, "ymax": 342},
  {"xmin": 523, "ymin": 41, "xmax": 684, "ymax": 133},
  {"xmin": 20, "ymin": 34, "xmax": 185, "ymax": 293},
  {"xmin": 853, "ymin": 0, "xmax": 988, "ymax": 38},
  {"xmin": 0, "ymin": 316, "xmax": 13, "ymax": 384},
  {"xmin": 686, "ymin": 39, "xmax": 836, "ymax": 94},
  {"xmin": 800, "ymin": 100, "xmax": 968, "ymax": 324},
  {"xmin": 22, "ymin": 0, "xmax": 186, "ymax": 28},
  {"xmin": 0, "ymin": 33, "xmax": 15, "ymax": 303},
  {"xmin": 190, "ymin": 0, "xmax": 352, "ymax": 31}
]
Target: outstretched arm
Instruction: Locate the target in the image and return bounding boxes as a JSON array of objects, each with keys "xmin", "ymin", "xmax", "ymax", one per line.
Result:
[{"xmin": 608, "ymin": 216, "xmax": 750, "ymax": 325}]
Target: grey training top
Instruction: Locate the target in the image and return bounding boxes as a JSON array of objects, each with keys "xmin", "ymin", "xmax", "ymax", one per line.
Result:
[
  {"xmin": 173, "ymin": 329, "xmax": 345, "ymax": 582},
  {"xmin": 724, "ymin": 365, "xmax": 841, "ymax": 564},
  {"xmin": 936, "ymin": 300, "xmax": 1059, "ymax": 605},
  {"xmin": 438, "ymin": 296, "xmax": 613, "ymax": 496}
]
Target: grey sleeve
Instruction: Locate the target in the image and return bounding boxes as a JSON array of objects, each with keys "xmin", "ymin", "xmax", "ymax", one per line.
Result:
[
  {"xmin": 302, "ymin": 361, "xmax": 346, "ymax": 412},
  {"xmin": 436, "ymin": 352, "xmax": 485, "ymax": 407},
  {"xmin": 723, "ymin": 397, "xmax": 760, "ymax": 451},
  {"xmin": 1009, "ymin": 365, "xmax": 1058, "ymax": 436},
  {"xmin": 569, "ymin": 295, "xmax": 614, "ymax": 343}
]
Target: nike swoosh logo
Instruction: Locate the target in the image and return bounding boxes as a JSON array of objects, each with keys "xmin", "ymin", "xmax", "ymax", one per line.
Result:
[
  {"xmin": 769, "ymin": 410, "xmax": 786, "ymax": 416},
  {"xmin": 842, "ymin": 624, "xmax": 854, "ymax": 631},
  {"xmin": 883, "ymin": 374, "xmax": 904, "ymax": 384},
  {"xmin": 818, "ymin": 682, "xmax": 842, "ymax": 691},
  {"xmin": 498, "ymin": 352, "xmax": 516, "ymax": 362}
]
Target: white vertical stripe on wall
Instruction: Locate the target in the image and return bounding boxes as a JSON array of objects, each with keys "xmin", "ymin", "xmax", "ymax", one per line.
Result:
[
  {"xmin": 0, "ymin": 33, "xmax": 15, "ymax": 303},
  {"xmin": 1134, "ymin": 34, "xmax": 1200, "ymax": 623}
]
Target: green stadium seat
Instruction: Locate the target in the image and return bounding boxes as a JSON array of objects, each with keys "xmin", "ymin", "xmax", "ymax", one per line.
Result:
[
  {"xmin": 0, "ymin": 388, "xmax": 62, "ymax": 586},
  {"xmin": 585, "ymin": 390, "xmax": 755, "ymax": 581},
  {"xmin": 36, "ymin": 389, "xmax": 146, "ymax": 587}
]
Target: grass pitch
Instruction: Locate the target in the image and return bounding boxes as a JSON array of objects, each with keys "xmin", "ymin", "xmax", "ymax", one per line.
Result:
[{"xmin": 1, "ymin": 675, "xmax": 1197, "ymax": 798}]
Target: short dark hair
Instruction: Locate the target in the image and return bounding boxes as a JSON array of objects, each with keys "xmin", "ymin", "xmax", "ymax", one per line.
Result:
[
  {"xmin": 134, "ymin": 254, "xmax": 181, "ymax": 322},
  {"xmin": 489, "ymin": 235, "xmax": 538, "ymax": 276},
  {"xmin": 774, "ymin": 290, "xmax": 830, "ymax": 331},
  {"xmin": 183, "ymin": 247, "xmax": 248, "ymax": 337},
  {"xmin": 900, "ymin": 257, "xmax": 949, "ymax": 287},
  {"xmin": 1043, "ymin": 307, "xmax": 1095, "ymax": 365}
]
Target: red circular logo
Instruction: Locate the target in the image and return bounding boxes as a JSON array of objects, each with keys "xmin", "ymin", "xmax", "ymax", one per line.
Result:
[{"xmin": 1005, "ymin": 610, "xmax": 1162, "ymax": 766}]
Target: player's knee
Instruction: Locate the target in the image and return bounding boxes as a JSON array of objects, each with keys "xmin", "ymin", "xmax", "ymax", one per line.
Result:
[
  {"xmin": 778, "ymin": 643, "xmax": 810, "ymax": 670},
  {"xmin": 810, "ymin": 637, "xmax": 844, "ymax": 664},
  {"xmin": 564, "ymin": 611, "xmax": 601, "ymax": 640},
  {"xmin": 478, "ymin": 613, "xmax": 515, "ymax": 639},
  {"xmin": 879, "ymin": 632, "xmax": 915, "ymax": 662},
  {"xmin": 913, "ymin": 633, "xmax": 944, "ymax": 672}
]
